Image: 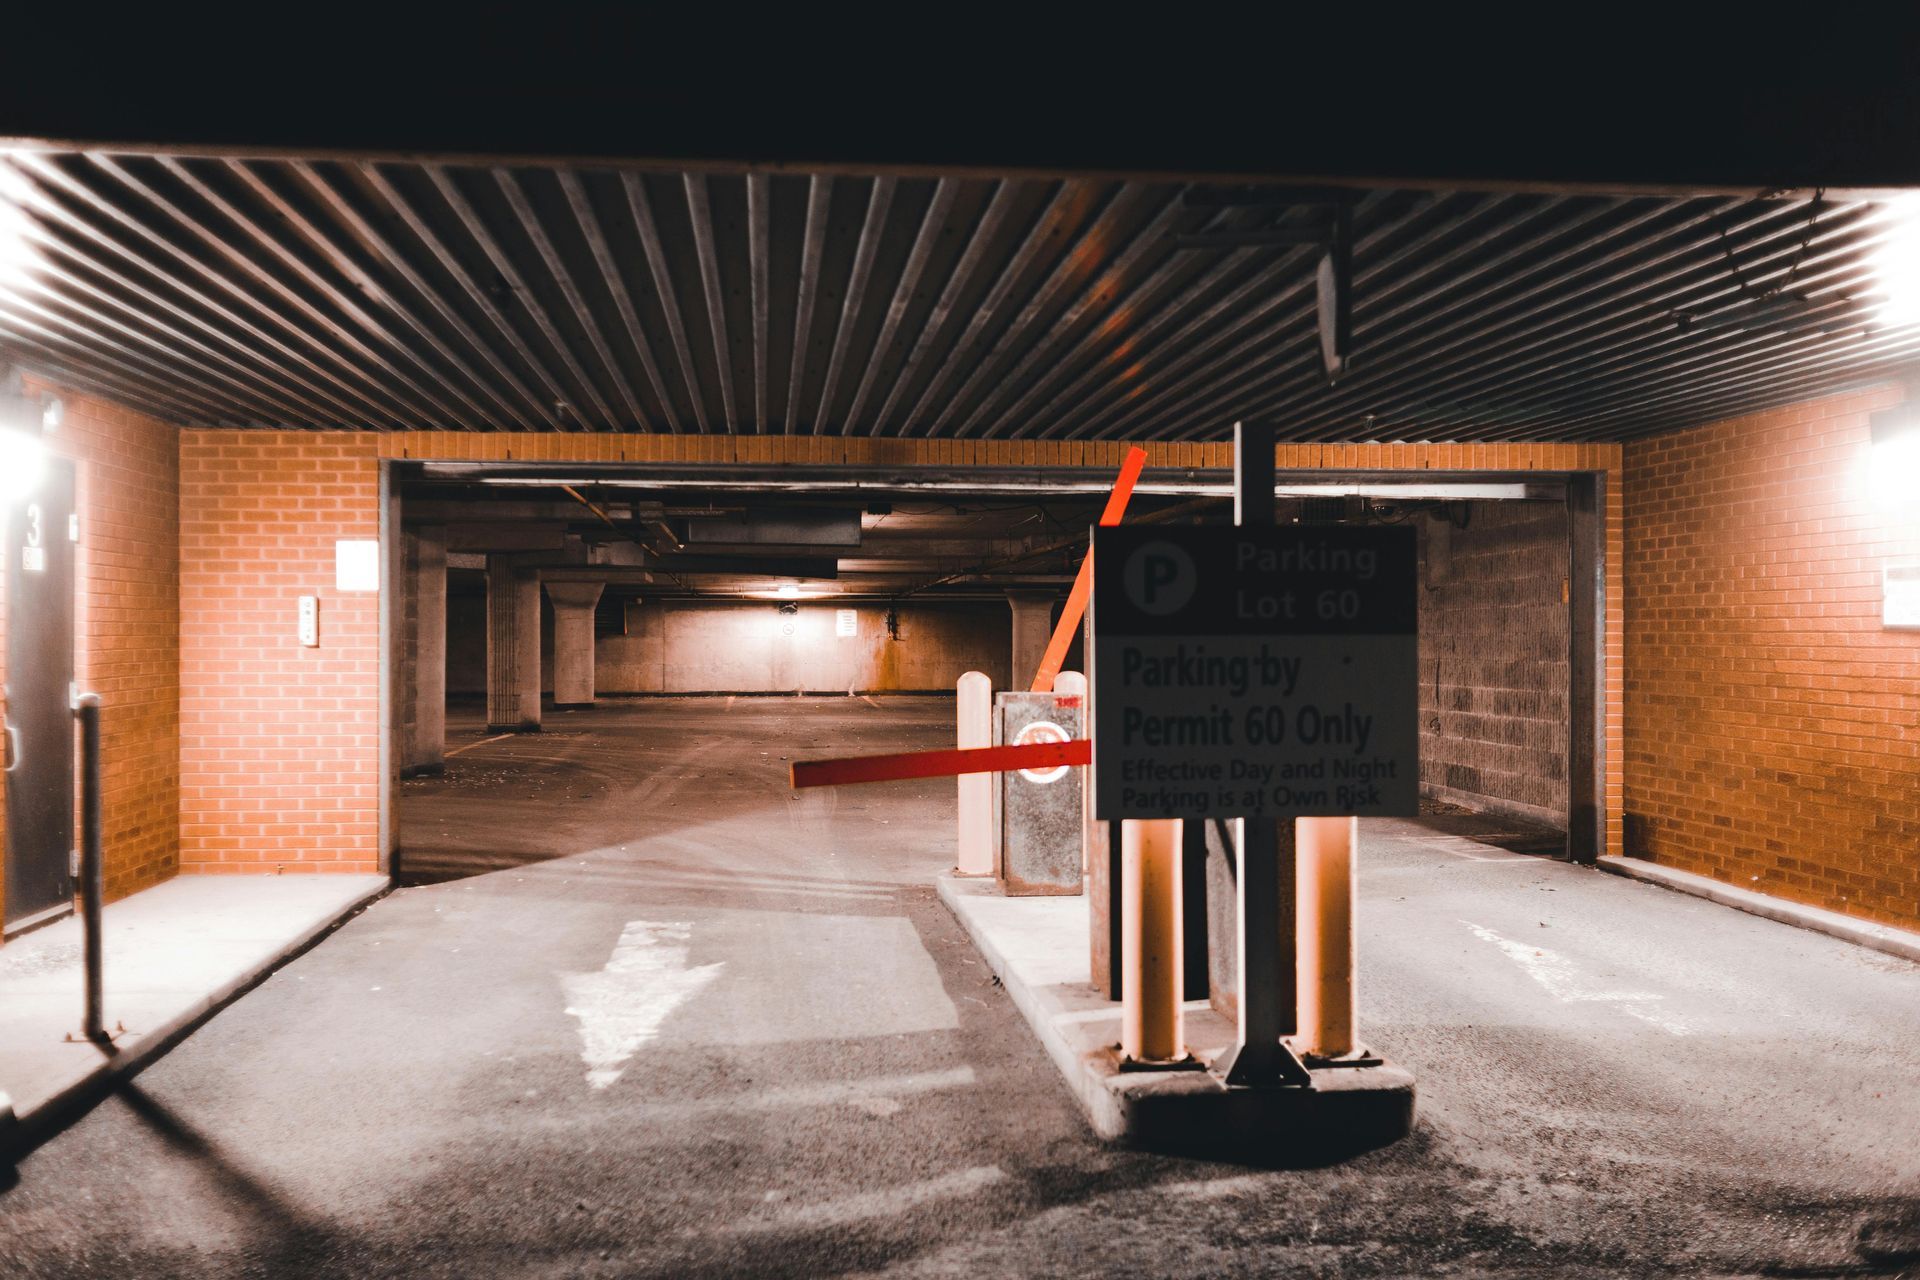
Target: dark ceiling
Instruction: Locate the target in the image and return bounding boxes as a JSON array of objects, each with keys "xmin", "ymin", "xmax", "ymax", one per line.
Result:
[
  {"xmin": 9, "ymin": 20, "xmax": 1920, "ymax": 194},
  {"xmin": 0, "ymin": 150, "xmax": 1914, "ymax": 443}
]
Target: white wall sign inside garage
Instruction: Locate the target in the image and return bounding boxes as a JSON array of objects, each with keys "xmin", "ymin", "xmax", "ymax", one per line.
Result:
[
  {"xmin": 335, "ymin": 539, "xmax": 380, "ymax": 592},
  {"xmin": 1883, "ymin": 564, "xmax": 1920, "ymax": 628},
  {"xmin": 1090, "ymin": 525, "xmax": 1420, "ymax": 820}
]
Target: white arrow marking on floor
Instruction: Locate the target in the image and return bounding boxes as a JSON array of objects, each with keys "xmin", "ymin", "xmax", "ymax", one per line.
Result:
[
  {"xmin": 563, "ymin": 921, "xmax": 724, "ymax": 1089},
  {"xmin": 1462, "ymin": 921, "xmax": 1691, "ymax": 1035}
]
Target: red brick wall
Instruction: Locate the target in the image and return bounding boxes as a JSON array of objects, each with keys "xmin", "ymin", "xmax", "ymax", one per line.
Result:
[
  {"xmin": 1625, "ymin": 385, "xmax": 1920, "ymax": 929},
  {"xmin": 0, "ymin": 383, "xmax": 179, "ymax": 922},
  {"xmin": 178, "ymin": 432, "xmax": 381, "ymax": 874}
]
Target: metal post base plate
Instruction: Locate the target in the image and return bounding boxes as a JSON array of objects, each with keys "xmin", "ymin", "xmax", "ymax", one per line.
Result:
[
  {"xmin": 1101, "ymin": 1045, "xmax": 1206, "ymax": 1073},
  {"xmin": 1213, "ymin": 1037, "xmax": 1314, "ymax": 1089}
]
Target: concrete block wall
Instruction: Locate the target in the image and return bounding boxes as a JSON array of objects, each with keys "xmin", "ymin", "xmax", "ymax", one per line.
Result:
[
  {"xmin": 178, "ymin": 432, "xmax": 382, "ymax": 874},
  {"xmin": 1626, "ymin": 384, "xmax": 1920, "ymax": 929},
  {"xmin": 1416, "ymin": 502, "xmax": 1571, "ymax": 828},
  {"xmin": 0, "ymin": 383, "xmax": 180, "ymax": 924}
]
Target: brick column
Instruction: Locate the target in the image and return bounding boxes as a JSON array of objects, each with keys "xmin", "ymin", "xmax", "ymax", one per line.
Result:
[
  {"xmin": 400, "ymin": 525, "xmax": 448, "ymax": 775},
  {"xmin": 486, "ymin": 555, "xmax": 541, "ymax": 732},
  {"xmin": 545, "ymin": 581, "xmax": 604, "ymax": 710},
  {"xmin": 1007, "ymin": 591, "xmax": 1055, "ymax": 690}
]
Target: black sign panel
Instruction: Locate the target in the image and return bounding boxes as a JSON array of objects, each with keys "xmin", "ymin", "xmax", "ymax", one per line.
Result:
[{"xmin": 1090, "ymin": 524, "xmax": 1419, "ymax": 820}]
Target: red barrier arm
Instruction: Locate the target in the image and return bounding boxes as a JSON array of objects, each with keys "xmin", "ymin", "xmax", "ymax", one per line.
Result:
[
  {"xmin": 1030, "ymin": 446, "xmax": 1148, "ymax": 692},
  {"xmin": 791, "ymin": 739, "xmax": 1092, "ymax": 789}
]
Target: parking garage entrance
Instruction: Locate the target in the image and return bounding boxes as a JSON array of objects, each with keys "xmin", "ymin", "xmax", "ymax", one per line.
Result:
[{"xmin": 386, "ymin": 461, "xmax": 1607, "ymax": 884}]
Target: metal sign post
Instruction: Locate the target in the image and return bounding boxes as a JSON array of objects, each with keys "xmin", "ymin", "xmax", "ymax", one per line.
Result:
[
  {"xmin": 1087, "ymin": 421, "xmax": 1418, "ymax": 1088},
  {"xmin": 1218, "ymin": 422, "xmax": 1309, "ymax": 1087}
]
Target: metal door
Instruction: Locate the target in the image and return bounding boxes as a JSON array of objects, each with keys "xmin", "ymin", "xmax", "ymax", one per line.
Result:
[{"xmin": 4, "ymin": 455, "xmax": 76, "ymax": 934}]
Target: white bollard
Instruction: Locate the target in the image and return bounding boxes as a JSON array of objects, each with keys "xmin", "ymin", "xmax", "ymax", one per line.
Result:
[
  {"xmin": 1296, "ymin": 815, "xmax": 1357, "ymax": 1058},
  {"xmin": 956, "ymin": 671, "xmax": 993, "ymax": 876}
]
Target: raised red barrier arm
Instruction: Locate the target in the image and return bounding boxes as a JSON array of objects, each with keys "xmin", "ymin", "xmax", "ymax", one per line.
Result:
[{"xmin": 1030, "ymin": 446, "xmax": 1148, "ymax": 692}]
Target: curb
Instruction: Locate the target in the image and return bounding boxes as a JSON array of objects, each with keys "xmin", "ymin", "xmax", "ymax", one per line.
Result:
[
  {"xmin": 1596, "ymin": 857, "xmax": 1920, "ymax": 966},
  {"xmin": 936, "ymin": 875, "xmax": 1413, "ymax": 1162},
  {"xmin": 0, "ymin": 878, "xmax": 391, "ymax": 1165}
]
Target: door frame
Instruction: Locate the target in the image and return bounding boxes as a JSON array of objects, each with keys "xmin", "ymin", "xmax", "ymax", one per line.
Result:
[{"xmin": 4, "ymin": 452, "xmax": 79, "ymax": 937}]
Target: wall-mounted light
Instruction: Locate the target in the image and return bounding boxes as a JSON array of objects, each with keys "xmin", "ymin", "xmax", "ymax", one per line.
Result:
[
  {"xmin": 775, "ymin": 584, "xmax": 801, "ymax": 599},
  {"xmin": 1868, "ymin": 402, "xmax": 1920, "ymax": 509},
  {"xmin": 0, "ymin": 388, "xmax": 50, "ymax": 505}
]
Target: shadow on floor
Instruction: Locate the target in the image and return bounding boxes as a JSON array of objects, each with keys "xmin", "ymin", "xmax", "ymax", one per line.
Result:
[{"xmin": 1410, "ymin": 800, "xmax": 1567, "ymax": 858}]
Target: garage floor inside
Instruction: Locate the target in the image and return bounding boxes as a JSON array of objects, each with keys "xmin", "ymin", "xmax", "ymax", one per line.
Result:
[{"xmin": 4, "ymin": 697, "xmax": 1918, "ymax": 1277}]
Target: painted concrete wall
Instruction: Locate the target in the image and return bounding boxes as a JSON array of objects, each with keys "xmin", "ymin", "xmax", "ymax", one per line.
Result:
[
  {"xmin": 448, "ymin": 597, "xmax": 1015, "ymax": 695},
  {"xmin": 599, "ymin": 600, "xmax": 1011, "ymax": 694}
]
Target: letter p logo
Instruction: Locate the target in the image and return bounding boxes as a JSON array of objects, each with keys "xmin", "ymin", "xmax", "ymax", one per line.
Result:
[{"xmin": 1123, "ymin": 541, "xmax": 1197, "ymax": 616}]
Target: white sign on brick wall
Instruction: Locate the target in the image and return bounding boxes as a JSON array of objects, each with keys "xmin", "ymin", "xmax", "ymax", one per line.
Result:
[
  {"xmin": 335, "ymin": 539, "xmax": 380, "ymax": 593},
  {"xmin": 1884, "ymin": 564, "xmax": 1920, "ymax": 629}
]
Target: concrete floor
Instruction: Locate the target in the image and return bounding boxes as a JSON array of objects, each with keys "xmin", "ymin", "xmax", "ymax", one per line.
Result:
[{"xmin": 2, "ymin": 696, "xmax": 1918, "ymax": 1277}]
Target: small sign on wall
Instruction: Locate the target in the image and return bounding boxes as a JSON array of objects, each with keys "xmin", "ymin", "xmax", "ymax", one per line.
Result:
[
  {"xmin": 336, "ymin": 539, "xmax": 380, "ymax": 593},
  {"xmin": 836, "ymin": 609, "xmax": 858, "ymax": 638},
  {"xmin": 1884, "ymin": 564, "xmax": 1920, "ymax": 629}
]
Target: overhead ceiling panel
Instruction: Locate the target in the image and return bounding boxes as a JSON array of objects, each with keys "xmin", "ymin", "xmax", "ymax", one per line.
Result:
[{"xmin": 0, "ymin": 148, "xmax": 1914, "ymax": 443}]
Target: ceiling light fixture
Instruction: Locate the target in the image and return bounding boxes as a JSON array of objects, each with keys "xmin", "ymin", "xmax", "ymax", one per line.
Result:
[{"xmin": 1867, "ymin": 196, "xmax": 1920, "ymax": 331}]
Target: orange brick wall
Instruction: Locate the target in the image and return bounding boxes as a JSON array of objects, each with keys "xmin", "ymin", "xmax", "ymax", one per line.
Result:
[
  {"xmin": 0, "ymin": 383, "xmax": 179, "ymax": 924},
  {"xmin": 178, "ymin": 432, "xmax": 381, "ymax": 874},
  {"xmin": 1625, "ymin": 385, "xmax": 1920, "ymax": 929}
]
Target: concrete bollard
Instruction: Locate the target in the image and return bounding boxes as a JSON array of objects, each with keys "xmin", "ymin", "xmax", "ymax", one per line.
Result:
[
  {"xmin": 1296, "ymin": 815, "xmax": 1357, "ymax": 1058},
  {"xmin": 956, "ymin": 671, "xmax": 993, "ymax": 876},
  {"xmin": 1121, "ymin": 818, "xmax": 1185, "ymax": 1064},
  {"xmin": 1053, "ymin": 670, "xmax": 1091, "ymax": 882}
]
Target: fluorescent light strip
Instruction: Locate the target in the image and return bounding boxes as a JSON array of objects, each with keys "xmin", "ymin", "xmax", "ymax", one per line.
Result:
[{"xmin": 466, "ymin": 476, "xmax": 1535, "ymax": 501}]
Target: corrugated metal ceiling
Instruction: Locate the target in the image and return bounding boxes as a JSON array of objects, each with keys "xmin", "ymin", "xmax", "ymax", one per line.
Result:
[{"xmin": 0, "ymin": 151, "xmax": 1913, "ymax": 442}]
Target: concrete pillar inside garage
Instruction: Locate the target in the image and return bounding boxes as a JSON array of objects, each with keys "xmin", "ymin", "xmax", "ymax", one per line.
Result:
[
  {"xmin": 545, "ymin": 581, "xmax": 605, "ymax": 710},
  {"xmin": 486, "ymin": 555, "xmax": 542, "ymax": 733},
  {"xmin": 400, "ymin": 525, "xmax": 448, "ymax": 775},
  {"xmin": 1007, "ymin": 591, "xmax": 1055, "ymax": 691}
]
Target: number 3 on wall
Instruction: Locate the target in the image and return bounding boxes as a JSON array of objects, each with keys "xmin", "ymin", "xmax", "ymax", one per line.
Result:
[{"xmin": 21, "ymin": 502, "xmax": 46, "ymax": 573}]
